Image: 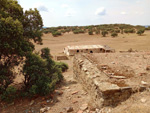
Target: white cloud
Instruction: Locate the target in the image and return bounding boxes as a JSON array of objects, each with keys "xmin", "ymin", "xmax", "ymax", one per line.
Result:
[
  {"xmin": 49, "ymin": 8, "xmax": 54, "ymax": 13},
  {"xmin": 95, "ymin": 7, "xmax": 106, "ymax": 16},
  {"xmin": 121, "ymin": 11, "xmax": 127, "ymax": 15},
  {"xmin": 65, "ymin": 9, "xmax": 76, "ymax": 17},
  {"xmin": 34, "ymin": 2, "xmax": 49, "ymax": 12},
  {"xmin": 61, "ymin": 4, "xmax": 69, "ymax": 8},
  {"xmin": 136, "ymin": 0, "xmax": 141, "ymax": 3}
]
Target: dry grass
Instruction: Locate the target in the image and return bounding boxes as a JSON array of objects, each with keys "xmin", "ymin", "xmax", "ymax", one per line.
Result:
[{"xmin": 35, "ymin": 31, "xmax": 150, "ymax": 56}]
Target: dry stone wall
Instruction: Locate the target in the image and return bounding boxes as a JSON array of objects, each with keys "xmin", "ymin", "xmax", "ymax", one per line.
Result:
[{"xmin": 73, "ymin": 54, "xmax": 146, "ymax": 108}]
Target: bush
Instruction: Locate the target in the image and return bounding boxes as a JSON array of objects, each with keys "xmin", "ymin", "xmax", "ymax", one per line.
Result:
[
  {"xmin": 137, "ymin": 29, "xmax": 145, "ymax": 35},
  {"xmin": 111, "ymin": 32, "xmax": 118, "ymax": 37},
  {"xmin": 115, "ymin": 29, "xmax": 120, "ymax": 33},
  {"xmin": 96, "ymin": 30, "xmax": 100, "ymax": 34},
  {"xmin": 23, "ymin": 48, "xmax": 64, "ymax": 96},
  {"xmin": 88, "ymin": 31, "xmax": 93, "ymax": 35},
  {"xmin": 1, "ymin": 86, "xmax": 17, "ymax": 103},
  {"xmin": 41, "ymin": 47, "xmax": 51, "ymax": 59},
  {"xmin": 55, "ymin": 62, "xmax": 69, "ymax": 72},
  {"xmin": 73, "ymin": 29, "xmax": 84, "ymax": 34},
  {"xmin": 0, "ymin": 65, "xmax": 15, "ymax": 93},
  {"xmin": 101, "ymin": 31, "xmax": 108, "ymax": 37},
  {"xmin": 124, "ymin": 29, "xmax": 135, "ymax": 33},
  {"xmin": 52, "ymin": 31, "xmax": 61, "ymax": 37}
]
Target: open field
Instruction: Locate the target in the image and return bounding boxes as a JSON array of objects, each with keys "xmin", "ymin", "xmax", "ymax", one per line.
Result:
[{"xmin": 35, "ymin": 31, "xmax": 150, "ymax": 55}]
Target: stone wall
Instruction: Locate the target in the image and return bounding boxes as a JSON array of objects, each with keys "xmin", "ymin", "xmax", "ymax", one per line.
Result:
[
  {"xmin": 73, "ymin": 54, "xmax": 146, "ymax": 108},
  {"xmin": 55, "ymin": 55, "xmax": 69, "ymax": 60}
]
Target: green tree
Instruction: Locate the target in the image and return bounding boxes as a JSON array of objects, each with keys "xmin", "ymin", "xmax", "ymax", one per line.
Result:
[
  {"xmin": 111, "ymin": 32, "xmax": 118, "ymax": 37},
  {"xmin": 23, "ymin": 48, "xmax": 64, "ymax": 96},
  {"xmin": 101, "ymin": 30, "xmax": 108, "ymax": 37},
  {"xmin": 88, "ymin": 31, "xmax": 93, "ymax": 35},
  {"xmin": 137, "ymin": 29, "xmax": 145, "ymax": 36},
  {"xmin": 0, "ymin": 0, "xmax": 43, "ymax": 93}
]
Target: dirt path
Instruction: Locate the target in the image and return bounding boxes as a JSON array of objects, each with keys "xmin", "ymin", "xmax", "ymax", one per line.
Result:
[{"xmin": 47, "ymin": 58, "xmax": 89, "ymax": 113}]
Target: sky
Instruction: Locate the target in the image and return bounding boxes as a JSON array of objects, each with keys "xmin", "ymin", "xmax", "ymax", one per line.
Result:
[{"xmin": 18, "ymin": 0, "xmax": 150, "ymax": 27}]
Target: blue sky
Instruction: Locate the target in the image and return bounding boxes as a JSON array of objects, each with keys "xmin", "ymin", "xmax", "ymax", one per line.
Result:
[{"xmin": 18, "ymin": 0, "xmax": 150, "ymax": 27}]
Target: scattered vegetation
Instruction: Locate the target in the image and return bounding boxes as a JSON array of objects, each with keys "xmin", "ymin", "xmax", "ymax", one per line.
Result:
[
  {"xmin": 43, "ymin": 24, "xmax": 146, "ymax": 37},
  {"xmin": 73, "ymin": 29, "xmax": 84, "ymax": 34}
]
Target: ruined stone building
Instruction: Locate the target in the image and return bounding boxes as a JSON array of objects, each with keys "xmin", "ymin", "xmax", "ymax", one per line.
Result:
[{"xmin": 64, "ymin": 45, "xmax": 115, "ymax": 56}]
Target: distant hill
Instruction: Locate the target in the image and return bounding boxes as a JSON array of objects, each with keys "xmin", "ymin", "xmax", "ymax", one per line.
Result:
[
  {"xmin": 144, "ymin": 25, "xmax": 150, "ymax": 28},
  {"xmin": 43, "ymin": 26, "xmax": 48, "ymax": 29}
]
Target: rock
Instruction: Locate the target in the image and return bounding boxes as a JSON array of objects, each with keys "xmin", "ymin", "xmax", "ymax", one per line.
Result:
[
  {"xmin": 80, "ymin": 104, "xmax": 88, "ymax": 111},
  {"xmin": 42, "ymin": 97, "xmax": 45, "ymax": 101},
  {"xmin": 8, "ymin": 102, "xmax": 14, "ymax": 106},
  {"xmin": 111, "ymin": 62, "xmax": 115, "ymax": 64},
  {"xmin": 40, "ymin": 107, "xmax": 50, "ymax": 113},
  {"xmin": 72, "ymin": 100, "xmax": 78, "ymax": 104},
  {"xmin": 65, "ymin": 87, "xmax": 70, "ymax": 89},
  {"xmin": 140, "ymin": 73, "xmax": 147, "ymax": 76},
  {"xmin": 55, "ymin": 90, "xmax": 63, "ymax": 95},
  {"xmin": 66, "ymin": 107, "xmax": 74, "ymax": 112},
  {"xmin": 77, "ymin": 96, "xmax": 81, "ymax": 98},
  {"xmin": 141, "ymin": 98, "xmax": 146, "ymax": 103},
  {"xmin": 96, "ymin": 109, "xmax": 100, "ymax": 112},
  {"xmin": 110, "ymin": 75, "xmax": 126, "ymax": 79},
  {"xmin": 83, "ymin": 92, "xmax": 87, "ymax": 95},
  {"xmin": 146, "ymin": 66, "xmax": 150, "ymax": 71},
  {"xmin": 141, "ymin": 81, "xmax": 148, "ymax": 85},
  {"xmin": 77, "ymin": 110, "xmax": 83, "ymax": 113},
  {"xmin": 86, "ymin": 110, "xmax": 90, "ymax": 113},
  {"xmin": 71, "ymin": 91, "xmax": 78, "ymax": 95},
  {"xmin": 46, "ymin": 99, "xmax": 51, "ymax": 103},
  {"xmin": 41, "ymin": 101, "xmax": 47, "ymax": 106},
  {"xmin": 29, "ymin": 100, "xmax": 35, "ymax": 106}
]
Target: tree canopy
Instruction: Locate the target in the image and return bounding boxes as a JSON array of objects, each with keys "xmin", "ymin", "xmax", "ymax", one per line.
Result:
[{"xmin": 0, "ymin": 0, "xmax": 43, "ymax": 92}]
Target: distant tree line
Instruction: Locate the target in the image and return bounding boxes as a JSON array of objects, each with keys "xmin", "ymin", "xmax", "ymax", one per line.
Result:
[{"xmin": 43, "ymin": 24, "xmax": 146, "ymax": 37}]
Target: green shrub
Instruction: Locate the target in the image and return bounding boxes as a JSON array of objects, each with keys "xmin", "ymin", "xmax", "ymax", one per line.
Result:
[
  {"xmin": 0, "ymin": 65, "xmax": 15, "ymax": 93},
  {"xmin": 61, "ymin": 30, "xmax": 66, "ymax": 33},
  {"xmin": 55, "ymin": 62, "xmax": 69, "ymax": 72},
  {"xmin": 23, "ymin": 48, "xmax": 64, "ymax": 96},
  {"xmin": 41, "ymin": 47, "xmax": 51, "ymax": 59},
  {"xmin": 1, "ymin": 86, "xmax": 17, "ymax": 102},
  {"xmin": 124, "ymin": 29, "xmax": 135, "ymax": 33},
  {"xmin": 52, "ymin": 31, "xmax": 61, "ymax": 37},
  {"xmin": 111, "ymin": 32, "xmax": 118, "ymax": 37},
  {"xmin": 88, "ymin": 31, "xmax": 93, "ymax": 35},
  {"xmin": 73, "ymin": 29, "xmax": 84, "ymax": 34},
  {"xmin": 137, "ymin": 29, "xmax": 145, "ymax": 35},
  {"xmin": 96, "ymin": 30, "xmax": 100, "ymax": 34},
  {"xmin": 115, "ymin": 29, "xmax": 120, "ymax": 33},
  {"xmin": 101, "ymin": 30, "xmax": 108, "ymax": 37}
]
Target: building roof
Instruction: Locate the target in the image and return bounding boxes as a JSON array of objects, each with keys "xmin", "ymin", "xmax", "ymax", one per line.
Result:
[{"xmin": 66, "ymin": 45, "xmax": 104, "ymax": 50}]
